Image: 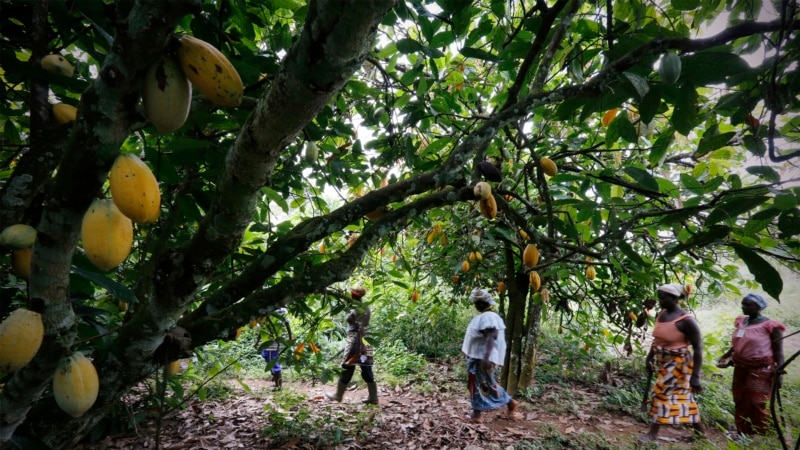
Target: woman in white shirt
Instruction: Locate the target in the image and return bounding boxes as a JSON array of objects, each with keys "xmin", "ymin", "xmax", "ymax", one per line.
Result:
[{"xmin": 460, "ymin": 288, "xmax": 519, "ymax": 423}]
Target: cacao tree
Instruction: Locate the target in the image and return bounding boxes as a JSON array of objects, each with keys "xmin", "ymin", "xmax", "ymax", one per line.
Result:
[{"xmin": 1, "ymin": 0, "xmax": 799, "ymax": 446}]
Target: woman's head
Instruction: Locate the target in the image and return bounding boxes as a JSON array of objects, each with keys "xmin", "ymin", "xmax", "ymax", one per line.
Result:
[
  {"xmin": 657, "ymin": 283, "xmax": 687, "ymax": 309},
  {"xmin": 350, "ymin": 287, "xmax": 366, "ymax": 300},
  {"xmin": 741, "ymin": 293, "xmax": 767, "ymax": 314},
  {"xmin": 470, "ymin": 288, "xmax": 496, "ymax": 311}
]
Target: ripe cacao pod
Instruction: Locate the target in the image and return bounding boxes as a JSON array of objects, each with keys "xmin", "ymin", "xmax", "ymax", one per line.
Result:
[
  {"xmin": 41, "ymin": 54, "xmax": 75, "ymax": 77},
  {"xmin": 479, "ymin": 194, "xmax": 497, "ymax": 219},
  {"xmin": 0, "ymin": 223, "xmax": 37, "ymax": 249},
  {"xmin": 109, "ymin": 153, "xmax": 161, "ymax": 223},
  {"xmin": 52, "ymin": 103, "xmax": 77, "ymax": 124},
  {"xmin": 365, "ymin": 207, "xmax": 387, "ymax": 221},
  {"xmin": 744, "ymin": 114, "xmax": 759, "ymax": 128},
  {"xmin": 53, "ymin": 352, "xmax": 99, "ymax": 418},
  {"xmin": 477, "ymin": 160, "xmax": 502, "ymax": 182},
  {"xmin": 475, "ymin": 251, "xmax": 483, "ymax": 262},
  {"xmin": 177, "ymin": 35, "xmax": 243, "ymax": 107},
  {"xmin": 628, "ymin": 311, "xmax": 638, "ymax": 323},
  {"xmin": 461, "ymin": 260, "xmax": 470, "ymax": 272},
  {"xmin": 519, "ymin": 228, "xmax": 529, "ymax": 241},
  {"xmin": 0, "ymin": 308, "xmax": 44, "ymax": 373},
  {"xmin": 411, "ymin": 290, "xmax": 419, "ymax": 302},
  {"xmin": 497, "ymin": 281, "xmax": 505, "ymax": 293},
  {"xmin": 540, "ymin": 157, "xmax": 558, "ymax": 177},
  {"xmin": 142, "ymin": 56, "xmax": 192, "ymax": 134},
  {"xmin": 11, "ymin": 248, "xmax": 32, "ymax": 280},
  {"xmin": 585, "ymin": 265, "xmax": 596, "ymax": 280},
  {"xmin": 529, "ymin": 271, "xmax": 541, "ymax": 291},
  {"xmin": 473, "ymin": 181, "xmax": 492, "ymax": 200},
  {"xmin": 659, "ymin": 53, "xmax": 681, "ymax": 84},
  {"xmin": 523, "ymin": 243, "xmax": 540, "ymax": 268},
  {"xmin": 452, "ymin": 275, "xmax": 459, "ymax": 283},
  {"xmin": 81, "ymin": 198, "xmax": 134, "ymax": 271}
]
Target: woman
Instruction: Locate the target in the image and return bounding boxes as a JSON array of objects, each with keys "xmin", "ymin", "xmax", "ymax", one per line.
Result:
[
  {"xmin": 639, "ymin": 283, "xmax": 705, "ymax": 443},
  {"xmin": 717, "ymin": 293, "xmax": 785, "ymax": 437},
  {"xmin": 259, "ymin": 307, "xmax": 293, "ymax": 390},
  {"xmin": 460, "ymin": 288, "xmax": 518, "ymax": 423},
  {"xmin": 326, "ymin": 287, "xmax": 378, "ymax": 405}
]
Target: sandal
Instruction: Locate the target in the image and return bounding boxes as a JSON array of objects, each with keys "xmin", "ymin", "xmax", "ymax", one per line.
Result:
[{"xmin": 461, "ymin": 414, "xmax": 484, "ymax": 423}]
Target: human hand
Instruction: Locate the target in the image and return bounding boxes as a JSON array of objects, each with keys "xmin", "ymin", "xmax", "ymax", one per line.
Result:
[
  {"xmin": 716, "ymin": 357, "xmax": 732, "ymax": 368},
  {"xmin": 690, "ymin": 376, "xmax": 703, "ymax": 394}
]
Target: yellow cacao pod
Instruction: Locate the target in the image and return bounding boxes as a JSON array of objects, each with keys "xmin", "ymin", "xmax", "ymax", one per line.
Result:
[
  {"xmin": 469, "ymin": 252, "xmax": 477, "ymax": 262},
  {"xmin": 519, "ymin": 228, "xmax": 529, "ymax": 241},
  {"xmin": 586, "ymin": 265, "xmax": 596, "ymax": 280},
  {"xmin": 11, "ymin": 248, "xmax": 32, "ymax": 280},
  {"xmin": 109, "ymin": 153, "xmax": 161, "ymax": 223},
  {"xmin": 81, "ymin": 198, "xmax": 133, "ymax": 271},
  {"xmin": 540, "ymin": 157, "xmax": 558, "ymax": 177},
  {"xmin": 479, "ymin": 194, "xmax": 497, "ymax": 219},
  {"xmin": 143, "ymin": 55, "xmax": 192, "ymax": 134},
  {"xmin": 473, "ymin": 181, "xmax": 492, "ymax": 200},
  {"xmin": 497, "ymin": 281, "xmax": 505, "ymax": 293},
  {"xmin": 0, "ymin": 308, "xmax": 44, "ymax": 372},
  {"xmin": 41, "ymin": 54, "xmax": 75, "ymax": 77},
  {"xmin": 177, "ymin": 35, "xmax": 243, "ymax": 107},
  {"xmin": 628, "ymin": 312, "xmax": 638, "ymax": 323},
  {"xmin": 52, "ymin": 103, "xmax": 77, "ymax": 124},
  {"xmin": 461, "ymin": 260, "xmax": 470, "ymax": 272},
  {"xmin": 475, "ymin": 251, "xmax": 483, "ymax": 262},
  {"xmin": 411, "ymin": 290, "xmax": 419, "ymax": 302},
  {"xmin": 529, "ymin": 271, "xmax": 541, "ymax": 291},
  {"xmin": 53, "ymin": 352, "xmax": 99, "ymax": 418},
  {"xmin": 0, "ymin": 223, "xmax": 37, "ymax": 249},
  {"xmin": 523, "ymin": 243, "xmax": 540, "ymax": 268}
]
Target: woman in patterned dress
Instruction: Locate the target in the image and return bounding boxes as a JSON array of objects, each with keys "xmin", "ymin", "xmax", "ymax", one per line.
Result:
[{"xmin": 639, "ymin": 283, "xmax": 706, "ymax": 443}]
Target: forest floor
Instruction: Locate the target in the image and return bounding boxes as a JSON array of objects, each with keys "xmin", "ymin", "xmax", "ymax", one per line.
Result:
[{"xmin": 75, "ymin": 360, "xmax": 746, "ymax": 450}]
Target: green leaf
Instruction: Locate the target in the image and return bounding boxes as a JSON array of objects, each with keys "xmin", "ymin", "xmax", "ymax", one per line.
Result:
[
  {"xmin": 262, "ymin": 187, "xmax": 290, "ymax": 213},
  {"xmin": 71, "ymin": 267, "xmax": 139, "ymax": 304},
  {"xmin": 681, "ymin": 51, "xmax": 751, "ymax": 86},
  {"xmin": 649, "ymin": 131, "xmax": 673, "ymax": 167},
  {"xmin": 622, "ymin": 72, "xmax": 650, "ymax": 98},
  {"xmin": 778, "ymin": 208, "xmax": 800, "ymax": 238},
  {"xmin": 705, "ymin": 196, "xmax": 769, "ymax": 225},
  {"xmin": 730, "ymin": 243, "xmax": 782, "ymax": 301},
  {"xmin": 671, "ymin": 83, "xmax": 698, "ymax": 136},
  {"xmin": 663, "ymin": 225, "xmax": 731, "ymax": 258},
  {"xmin": 624, "ymin": 167, "xmax": 660, "ymax": 192},
  {"xmin": 459, "ymin": 46, "xmax": 499, "ymax": 62},
  {"xmin": 695, "ymin": 131, "xmax": 735, "ymax": 158},
  {"xmin": 617, "ymin": 240, "xmax": 648, "ymax": 268},
  {"xmin": 397, "ymin": 38, "xmax": 424, "ymax": 54},
  {"xmin": 745, "ymin": 166, "xmax": 780, "ymax": 183},
  {"xmin": 671, "ymin": 0, "xmax": 700, "ymax": 10}
]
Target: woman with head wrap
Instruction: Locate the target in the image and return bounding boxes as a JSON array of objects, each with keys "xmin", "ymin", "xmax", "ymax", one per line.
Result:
[
  {"xmin": 639, "ymin": 283, "xmax": 706, "ymax": 443},
  {"xmin": 460, "ymin": 288, "xmax": 519, "ymax": 423},
  {"xmin": 717, "ymin": 293, "xmax": 786, "ymax": 438},
  {"xmin": 326, "ymin": 287, "xmax": 379, "ymax": 405}
]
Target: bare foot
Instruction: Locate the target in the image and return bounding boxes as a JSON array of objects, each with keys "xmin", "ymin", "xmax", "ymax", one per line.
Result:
[
  {"xmin": 461, "ymin": 413, "xmax": 483, "ymax": 424},
  {"xmin": 506, "ymin": 399, "xmax": 519, "ymax": 418}
]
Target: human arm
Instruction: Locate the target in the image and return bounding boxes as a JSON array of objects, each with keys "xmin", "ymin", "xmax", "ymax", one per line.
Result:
[
  {"xmin": 645, "ymin": 346, "xmax": 655, "ymax": 374},
  {"xmin": 771, "ymin": 327, "xmax": 784, "ymax": 388},
  {"xmin": 283, "ymin": 318, "xmax": 293, "ymax": 342},
  {"xmin": 480, "ymin": 327, "xmax": 498, "ymax": 372},
  {"xmin": 679, "ymin": 317, "xmax": 704, "ymax": 394},
  {"xmin": 717, "ymin": 347, "xmax": 734, "ymax": 368}
]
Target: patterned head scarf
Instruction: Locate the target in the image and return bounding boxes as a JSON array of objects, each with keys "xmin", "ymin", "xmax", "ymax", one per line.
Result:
[
  {"xmin": 657, "ymin": 283, "xmax": 687, "ymax": 298},
  {"xmin": 744, "ymin": 293, "xmax": 768, "ymax": 310},
  {"xmin": 469, "ymin": 288, "xmax": 496, "ymax": 306}
]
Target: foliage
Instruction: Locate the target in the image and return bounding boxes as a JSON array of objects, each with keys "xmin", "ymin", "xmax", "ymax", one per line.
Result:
[
  {"xmin": 1, "ymin": 0, "xmax": 799, "ymax": 446},
  {"xmin": 261, "ymin": 390, "xmax": 377, "ymax": 448}
]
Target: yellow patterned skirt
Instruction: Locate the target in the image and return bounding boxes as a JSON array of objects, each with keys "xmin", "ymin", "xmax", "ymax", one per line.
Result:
[{"xmin": 647, "ymin": 346, "xmax": 701, "ymax": 424}]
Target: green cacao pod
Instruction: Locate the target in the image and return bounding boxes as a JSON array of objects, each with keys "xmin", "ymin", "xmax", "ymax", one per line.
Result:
[{"xmin": 659, "ymin": 53, "xmax": 682, "ymax": 84}]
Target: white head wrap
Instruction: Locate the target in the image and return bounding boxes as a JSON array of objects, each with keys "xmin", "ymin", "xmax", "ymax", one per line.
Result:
[
  {"xmin": 657, "ymin": 283, "xmax": 686, "ymax": 298},
  {"xmin": 469, "ymin": 288, "xmax": 496, "ymax": 306}
]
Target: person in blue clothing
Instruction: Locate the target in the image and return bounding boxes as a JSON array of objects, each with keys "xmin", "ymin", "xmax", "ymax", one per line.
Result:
[
  {"xmin": 461, "ymin": 288, "xmax": 518, "ymax": 423},
  {"xmin": 259, "ymin": 308, "xmax": 292, "ymax": 390}
]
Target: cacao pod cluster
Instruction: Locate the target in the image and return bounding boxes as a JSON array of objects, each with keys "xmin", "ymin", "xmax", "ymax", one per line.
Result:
[{"xmin": 41, "ymin": 54, "xmax": 78, "ymax": 125}]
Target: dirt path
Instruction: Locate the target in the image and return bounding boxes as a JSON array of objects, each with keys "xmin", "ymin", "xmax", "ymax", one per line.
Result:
[{"xmin": 76, "ymin": 374, "xmax": 733, "ymax": 450}]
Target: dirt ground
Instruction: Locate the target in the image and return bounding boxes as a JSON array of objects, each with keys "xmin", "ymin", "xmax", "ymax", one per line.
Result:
[{"xmin": 75, "ymin": 371, "xmax": 739, "ymax": 450}]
